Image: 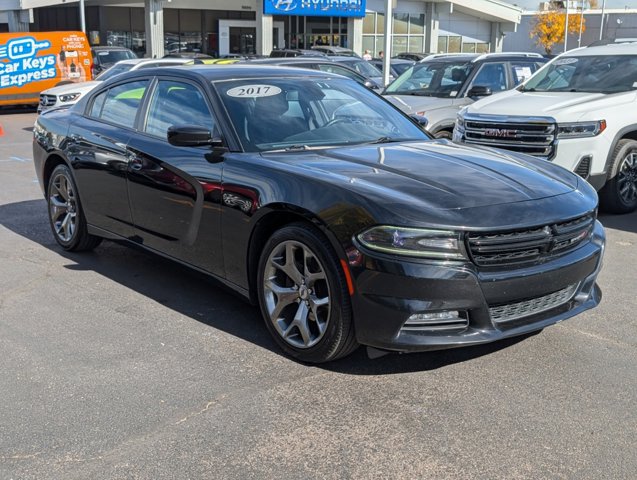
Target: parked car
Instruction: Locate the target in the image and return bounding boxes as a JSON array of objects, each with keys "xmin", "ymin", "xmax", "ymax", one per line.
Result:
[
  {"xmin": 311, "ymin": 45, "xmax": 359, "ymax": 57},
  {"xmin": 33, "ymin": 65, "xmax": 604, "ymax": 363},
  {"xmin": 392, "ymin": 52, "xmax": 433, "ymax": 62},
  {"xmin": 38, "ymin": 58, "xmax": 192, "ymax": 113},
  {"xmin": 270, "ymin": 49, "xmax": 326, "ymax": 58},
  {"xmin": 454, "ymin": 42, "xmax": 637, "ymax": 213},
  {"xmin": 91, "ymin": 46, "xmax": 137, "ymax": 77},
  {"xmin": 246, "ymin": 57, "xmax": 383, "ymax": 91},
  {"xmin": 329, "ymin": 56, "xmax": 387, "ymax": 86},
  {"xmin": 384, "ymin": 53, "xmax": 547, "ymax": 138},
  {"xmin": 162, "ymin": 52, "xmax": 213, "ymax": 60},
  {"xmin": 369, "ymin": 58, "xmax": 415, "ymax": 78}
]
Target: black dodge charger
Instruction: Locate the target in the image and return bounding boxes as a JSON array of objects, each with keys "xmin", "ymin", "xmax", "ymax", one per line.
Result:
[{"xmin": 33, "ymin": 65, "xmax": 605, "ymax": 363}]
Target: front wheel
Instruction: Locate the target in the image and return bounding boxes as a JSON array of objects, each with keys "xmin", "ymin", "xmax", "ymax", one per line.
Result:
[
  {"xmin": 47, "ymin": 164, "xmax": 102, "ymax": 251},
  {"xmin": 599, "ymin": 139, "xmax": 637, "ymax": 214},
  {"xmin": 257, "ymin": 223, "xmax": 358, "ymax": 363}
]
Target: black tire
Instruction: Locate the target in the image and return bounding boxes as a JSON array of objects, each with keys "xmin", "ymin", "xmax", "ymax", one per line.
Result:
[
  {"xmin": 599, "ymin": 139, "xmax": 637, "ymax": 214},
  {"xmin": 257, "ymin": 222, "xmax": 358, "ymax": 363},
  {"xmin": 47, "ymin": 164, "xmax": 102, "ymax": 252}
]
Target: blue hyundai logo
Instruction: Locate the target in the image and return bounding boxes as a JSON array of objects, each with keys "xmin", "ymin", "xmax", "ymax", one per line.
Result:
[{"xmin": 271, "ymin": 0, "xmax": 297, "ymax": 12}]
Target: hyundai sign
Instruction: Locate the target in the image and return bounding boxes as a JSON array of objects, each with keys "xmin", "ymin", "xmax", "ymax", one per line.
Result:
[{"xmin": 264, "ymin": 0, "xmax": 366, "ymax": 18}]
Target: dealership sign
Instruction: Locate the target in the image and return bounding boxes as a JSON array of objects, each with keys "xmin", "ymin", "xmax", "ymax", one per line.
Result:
[{"xmin": 264, "ymin": 0, "xmax": 366, "ymax": 18}]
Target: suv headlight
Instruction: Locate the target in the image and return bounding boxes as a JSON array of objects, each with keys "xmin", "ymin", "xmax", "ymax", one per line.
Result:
[
  {"xmin": 356, "ymin": 226, "xmax": 466, "ymax": 260},
  {"xmin": 59, "ymin": 93, "xmax": 81, "ymax": 103},
  {"xmin": 455, "ymin": 114, "xmax": 465, "ymax": 131},
  {"xmin": 557, "ymin": 120, "xmax": 606, "ymax": 139}
]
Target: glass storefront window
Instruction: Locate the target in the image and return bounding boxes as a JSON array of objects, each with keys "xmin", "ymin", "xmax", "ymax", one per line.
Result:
[
  {"xmin": 393, "ymin": 13, "xmax": 409, "ymax": 35},
  {"xmin": 362, "ymin": 36, "xmax": 375, "ymax": 55},
  {"xmin": 462, "ymin": 43, "xmax": 476, "ymax": 53},
  {"xmin": 476, "ymin": 43, "xmax": 490, "ymax": 53},
  {"xmin": 375, "ymin": 36, "xmax": 385, "ymax": 57},
  {"xmin": 409, "ymin": 36, "xmax": 423, "ymax": 53},
  {"xmin": 376, "ymin": 13, "xmax": 385, "ymax": 35},
  {"xmin": 392, "ymin": 36, "xmax": 408, "ymax": 54},
  {"xmin": 410, "ymin": 14, "xmax": 425, "ymax": 35},
  {"xmin": 363, "ymin": 13, "xmax": 375, "ymax": 34},
  {"xmin": 448, "ymin": 36, "xmax": 461, "ymax": 53},
  {"xmin": 437, "ymin": 36, "xmax": 448, "ymax": 53}
]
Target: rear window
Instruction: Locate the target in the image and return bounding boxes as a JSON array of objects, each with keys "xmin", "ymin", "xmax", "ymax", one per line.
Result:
[{"xmin": 94, "ymin": 50, "xmax": 137, "ymax": 65}]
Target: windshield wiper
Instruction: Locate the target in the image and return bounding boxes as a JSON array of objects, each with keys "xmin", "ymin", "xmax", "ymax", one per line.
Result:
[
  {"xmin": 519, "ymin": 86, "xmax": 536, "ymax": 92},
  {"xmin": 366, "ymin": 137, "xmax": 419, "ymax": 145},
  {"xmin": 283, "ymin": 145, "xmax": 310, "ymax": 151}
]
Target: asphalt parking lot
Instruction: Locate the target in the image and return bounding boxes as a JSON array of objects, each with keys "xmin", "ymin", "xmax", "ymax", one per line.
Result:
[{"xmin": 1, "ymin": 110, "xmax": 636, "ymax": 480}]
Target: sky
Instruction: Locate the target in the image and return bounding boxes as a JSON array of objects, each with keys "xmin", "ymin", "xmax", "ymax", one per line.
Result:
[{"xmin": 507, "ymin": 0, "xmax": 636, "ymax": 10}]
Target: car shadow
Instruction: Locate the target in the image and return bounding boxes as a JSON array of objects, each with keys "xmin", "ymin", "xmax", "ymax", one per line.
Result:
[
  {"xmin": 1, "ymin": 199, "xmax": 541, "ymax": 375},
  {"xmin": 599, "ymin": 211, "xmax": 637, "ymax": 235},
  {"xmin": 0, "ymin": 106, "xmax": 37, "ymax": 115}
]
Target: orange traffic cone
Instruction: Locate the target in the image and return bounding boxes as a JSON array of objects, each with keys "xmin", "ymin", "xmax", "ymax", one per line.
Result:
[{"xmin": 0, "ymin": 124, "xmax": 4, "ymax": 136}]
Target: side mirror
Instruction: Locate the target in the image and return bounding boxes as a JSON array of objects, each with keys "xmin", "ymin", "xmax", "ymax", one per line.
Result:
[
  {"xmin": 167, "ymin": 125, "xmax": 217, "ymax": 147},
  {"xmin": 409, "ymin": 114, "xmax": 429, "ymax": 129},
  {"xmin": 467, "ymin": 85, "xmax": 492, "ymax": 98},
  {"xmin": 364, "ymin": 79, "xmax": 380, "ymax": 90}
]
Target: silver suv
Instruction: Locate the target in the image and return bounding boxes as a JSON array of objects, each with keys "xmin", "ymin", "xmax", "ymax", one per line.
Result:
[{"xmin": 383, "ymin": 53, "xmax": 547, "ymax": 138}]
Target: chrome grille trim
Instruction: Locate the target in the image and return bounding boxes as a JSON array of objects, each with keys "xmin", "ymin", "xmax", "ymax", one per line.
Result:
[
  {"xmin": 39, "ymin": 94, "xmax": 57, "ymax": 107},
  {"xmin": 490, "ymin": 283, "xmax": 579, "ymax": 323},
  {"xmin": 466, "ymin": 214, "xmax": 595, "ymax": 267},
  {"xmin": 462, "ymin": 114, "xmax": 557, "ymax": 158}
]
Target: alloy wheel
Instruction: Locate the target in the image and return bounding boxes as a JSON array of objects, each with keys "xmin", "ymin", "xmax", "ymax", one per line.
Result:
[
  {"xmin": 49, "ymin": 171, "xmax": 77, "ymax": 243},
  {"xmin": 263, "ymin": 240, "xmax": 331, "ymax": 349},
  {"xmin": 618, "ymin": 152, "xmax": 637, "ymax": 205}
]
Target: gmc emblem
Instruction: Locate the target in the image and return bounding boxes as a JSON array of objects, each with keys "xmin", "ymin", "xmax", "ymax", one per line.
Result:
[{"xmin": 485, "ymin": 128, "xmax": 517, "ymax": 138}]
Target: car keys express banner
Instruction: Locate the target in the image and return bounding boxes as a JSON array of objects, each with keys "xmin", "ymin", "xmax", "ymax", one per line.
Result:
[{"xmin": 265, "ymin": 0, "xmax": 366, "ymax": 17}]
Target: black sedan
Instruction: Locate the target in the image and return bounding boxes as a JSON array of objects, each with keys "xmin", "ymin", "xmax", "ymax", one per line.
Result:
[{"xmin": 33, "ymin": 65, "xmax": 605, "ymax": 363}]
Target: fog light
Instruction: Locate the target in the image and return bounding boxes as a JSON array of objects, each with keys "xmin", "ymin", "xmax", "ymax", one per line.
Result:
[{"xmin": 403, "ymin": 310, "xmax": 468, "ymax": 331}]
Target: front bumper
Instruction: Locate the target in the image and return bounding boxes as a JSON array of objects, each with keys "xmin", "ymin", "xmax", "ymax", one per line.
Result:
[{"xmin": 349, "ymin": 220, "xmax": 605, "ymax": 352}]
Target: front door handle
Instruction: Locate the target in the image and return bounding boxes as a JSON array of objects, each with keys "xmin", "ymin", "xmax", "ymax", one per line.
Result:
[{"xmin": 127, "ymin": 151, "xmax": 143, "ymax": 171}]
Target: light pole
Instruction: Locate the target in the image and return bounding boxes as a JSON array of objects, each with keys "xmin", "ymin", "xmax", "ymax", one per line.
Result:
[
  {"xmin": 599, "ymin": 0, "xmax": 606, "ymax": 40},
  {"xmin": 79, "ymin": 0, "xmax": 86, "ymax": 33},
  {"xmin": 564, "ymin": 0, "xmax": 569, "ymax": 52},
  {"xmin": 383, "ymin": 0, "xmax": 393, "ymax": 87},
  {"xmin": 578, "ymin": 2, "xmax": 584, "ymax": 47}
]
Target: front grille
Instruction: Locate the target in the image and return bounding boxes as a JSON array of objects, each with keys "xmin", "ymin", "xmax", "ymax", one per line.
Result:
[
  {"xmin": 39, "ymin": 94, "xmax": 56, "ymax": 107},
  {"xmin": 466, "ymin": 214, "xmax": 594, "ymax": 267},
  {"xmin": 463, "ymin": 117, "xmax": 556, "ymax": 158},
  {"xmin": 489, "ymin": 283, "xmax": 578, "ymax": 323}
]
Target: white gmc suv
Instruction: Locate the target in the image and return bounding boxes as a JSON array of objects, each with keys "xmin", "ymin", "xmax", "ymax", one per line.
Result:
[{"xmin": 454, "ymin": 42, "xmax": 637, "ymax": 213}]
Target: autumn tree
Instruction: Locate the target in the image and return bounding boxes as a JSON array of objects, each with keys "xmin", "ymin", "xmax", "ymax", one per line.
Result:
[{"xmin": 530, "ymin": 6, "xmax": 586, "ymax": 55}]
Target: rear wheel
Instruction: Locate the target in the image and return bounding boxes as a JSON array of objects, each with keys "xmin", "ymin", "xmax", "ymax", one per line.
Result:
[
  {"xmin": 47, "ymin": 164, "xmax": 102, "ymax": 251},
  {"xmin": 257, "ymin": 223, "xmax": 358, "ymax": 363},
  {"xmin": 600, "ymin": 139, "xmax": 637, "ymax": 214}
]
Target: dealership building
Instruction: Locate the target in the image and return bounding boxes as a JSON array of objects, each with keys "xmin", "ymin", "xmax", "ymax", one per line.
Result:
[{"xmin": 0, "ymin": 0, "xmax": 522, "ymax": 58}]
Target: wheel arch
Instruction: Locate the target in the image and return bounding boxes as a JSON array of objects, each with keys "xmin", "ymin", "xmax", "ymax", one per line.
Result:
[
  {"xmin": 42, "ymin": 153, "xmax": 72, "ymax": 196},
  {"xmin": 246, "ymin": 204, "xmax": 346, "ymax": 305},
  {"xmin": 604, "ymin": 125, "xmax": 637, "ymax": 178}
]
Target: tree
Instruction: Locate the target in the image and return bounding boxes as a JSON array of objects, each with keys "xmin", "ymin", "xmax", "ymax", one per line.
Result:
[{"xmin": 530, "ymin": 7, "xmax": 586, "ymax": 55}]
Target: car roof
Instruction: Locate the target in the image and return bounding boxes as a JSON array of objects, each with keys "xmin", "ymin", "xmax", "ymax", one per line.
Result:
[
  {"xmin": 107, "ymin": 64, "xmax": 339, "ymax": 83},
  {"xmin": 114, "ymin": 58, "xmax": 191, "ymax": 68},
  {"xmin": 564, "ymin": 42, "xmax": 637, "ymax": 56},
  {"xmin": 92, "ymin": 46, "xmax": 132, "ymax": 51}
]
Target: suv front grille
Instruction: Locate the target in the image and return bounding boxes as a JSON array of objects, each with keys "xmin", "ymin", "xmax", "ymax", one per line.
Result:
[
  {"xmin": 463, "ymin": 117, "xmax": 556, "ymax": 158},
  {"xmin": 39, "ymin": 94, "xmax": 56, "ymax": 107},
  {"xmin": 466, "ymin": 214, "xmax": 594, "ymax": 267},
  {"xmin": 489, "ymin": 283, "xmax": 578, "ymax": 323}
]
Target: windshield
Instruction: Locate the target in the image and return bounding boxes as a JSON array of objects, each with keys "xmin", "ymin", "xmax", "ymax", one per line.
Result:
[
  {"xmin": 215, "ymin": 78, "xmax": 428, "ymax": 152},
  {"xmin": 95, "ymin": 50, "xmax": 136, "ymax": 65},
  {"xmin": 522, "ymin": 55, "xmax": 637, "ymax": 93},
  {"xmin": 385, "ymin": 61, "xmax": 474, "ymax": 98},
  {"xmin": 96, "ymin": 63, "xmax": 134, "ymax": 81}
]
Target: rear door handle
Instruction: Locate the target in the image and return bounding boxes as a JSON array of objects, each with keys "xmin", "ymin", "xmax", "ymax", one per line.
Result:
[{"xmin": 127, "ymin": 151, "xmax": 143, "ymax": 171}]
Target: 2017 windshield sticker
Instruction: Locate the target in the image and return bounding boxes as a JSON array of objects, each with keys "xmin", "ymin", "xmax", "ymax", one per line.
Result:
[
  {"xmin": 227, "ymin": 85, "xmax": 283, "ymax": 98},
  {"xmin": 0, "ymin": 36, "xmax": 57, "ymax": 88},
  {"xmin": 554, "ymin": 58, "xmax": 579, "ymax": 65}
]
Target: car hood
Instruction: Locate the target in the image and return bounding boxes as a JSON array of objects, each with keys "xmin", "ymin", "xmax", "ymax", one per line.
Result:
[
  {"xmin": 383, "ymin": 94, "xmax": 455, "ymax": 114},
  {"xmin": 467, "ymin": 89, "xmax": 637, "ymax": 120},
  {"xmin": 261, "ymin": 140, "xmax": 578, "ymax": 211},
  {"xmin": 42, "ymin": 81, "xmax": 102, "ymax": 95}
]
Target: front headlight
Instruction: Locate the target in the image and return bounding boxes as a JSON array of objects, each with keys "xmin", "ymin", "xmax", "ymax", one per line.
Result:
[
  {"xmin": 59, "ymin": 93, "xmax": 81, "ymax": 103},
  {"xmin": 455, "ymin": 114, "xmax": 465, "ymax": 131},
  {"xmin": 356, "ymin": 226, "xmax": 466, "ymax": 260},
  {"xmin": 557, "ymin": 120, "xmax": 606, "ymax": 139}
]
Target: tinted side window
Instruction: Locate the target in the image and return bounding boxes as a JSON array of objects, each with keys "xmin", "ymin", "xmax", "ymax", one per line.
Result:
[
  {"xmin": 144, "ymin": 80, "xmax": 214, "ymax": 139},
  {"xmin": 470, "ymin": 62, "xmax": 507, "ymax": 92},
  {"xmin": 89, "ymin": 80, "xmax": 148, "ymax": 129}
]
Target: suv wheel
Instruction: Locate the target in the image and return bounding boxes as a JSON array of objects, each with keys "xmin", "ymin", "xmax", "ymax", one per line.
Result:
[{"xmin": 600, "ymin": 139, "xmax": 637, "ymax": 214}]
